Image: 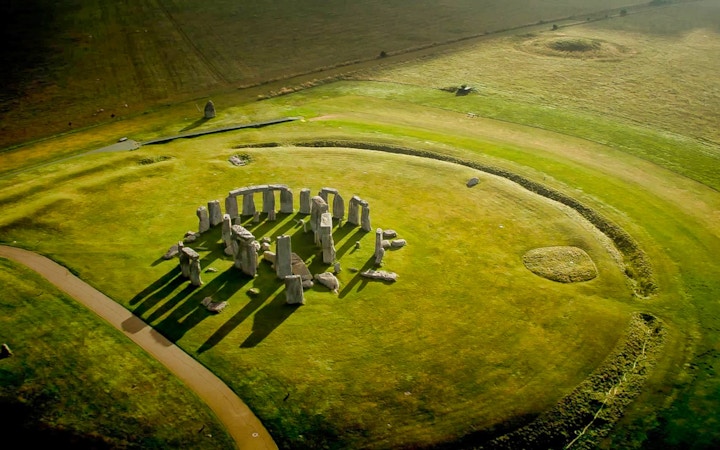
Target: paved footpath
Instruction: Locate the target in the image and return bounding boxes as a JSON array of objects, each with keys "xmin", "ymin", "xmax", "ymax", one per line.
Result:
[{"xmin": 0, "ymin": 245, "xmax": 277, "ymax": 450}]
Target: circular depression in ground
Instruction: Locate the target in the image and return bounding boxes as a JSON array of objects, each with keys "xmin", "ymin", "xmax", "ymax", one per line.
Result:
[{"xmin": 85, "ymin": 144, "xmax": 634, "ymax": 448}]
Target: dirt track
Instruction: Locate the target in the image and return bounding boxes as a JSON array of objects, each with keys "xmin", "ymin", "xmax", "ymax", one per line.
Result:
[{"xmin": 0, "ymin": 245, "xmax": 277, "ymax": 450}]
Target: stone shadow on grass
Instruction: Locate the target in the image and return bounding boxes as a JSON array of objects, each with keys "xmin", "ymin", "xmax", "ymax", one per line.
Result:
[
  {"xmin": 155, "ymin": 268, "xmax": 253, "ymax": 342},
  {"xmin": 339, "ymin": 256, "xmax": 376, "ymax": 299},
  {"xmin": 240, "ymin": 293, "xmax": 301, "ymax": 348},
  {"xmin": 197, "ymin": 276, "xmax": 274, "ymax": 354}
]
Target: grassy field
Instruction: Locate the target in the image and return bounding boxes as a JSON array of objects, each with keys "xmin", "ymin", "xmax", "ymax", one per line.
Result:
[
  {"xmin": 1, "ymin": 0, "xmax": 720, "ymax": 449},
  {"xmin": 0, "ymin": 0, "xmax": 644, "ymax": 149},
  {"xmin": 0, "ymin": 258, "xmax": 234, "ymax": 449}
]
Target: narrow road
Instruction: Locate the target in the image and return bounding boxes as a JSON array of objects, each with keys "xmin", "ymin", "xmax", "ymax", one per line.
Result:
[{"xmin": 0, "ymin": 245, "xmax": 277, "ymax": 450}]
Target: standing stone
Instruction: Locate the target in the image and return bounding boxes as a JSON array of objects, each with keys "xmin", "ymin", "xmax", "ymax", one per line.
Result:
[
  {"xmin": 208, "ymin": 200, "xmax": 223, "ymax": 227},
  {"xmin": 232, "ymin": 225, "xmax": 258, "ymax": 277},
  {"xmin": 253, "ymin": 211, "xmax": 261, "ymax": 223},
  {"xmin": 348, "ymin": 196, "xmax": 361, "ymax": 225},
  {"xmin": 285, "ymin": 275, "xmax": 305, "ymax": 305},
  {"xmin": 225, "ymin": 195, "xmax": 239, "ymax": 219},
  {"xmin": 320, "ymin": 212, "xmax": 336, "ymax": 264},
  {"xmin": 204, "ymin": 100, "xmax": 216, "ymax": 119},
  {"xmin": 242, "ymin": 194, "xmax": 256, "ymax": 216},
  {"xmin": 189, "ymin": 252, "xmax": 203, "ymax": 286},
  {"xmin": 262, "ymin": 188, "xmax": 275, "ymax": 214},
  {"xmin": 332, "ymin": 194, "xmax": 345, "ymax": 220},
  {"xmin": 197, "ymin": 206, "xmax": 210, "ymax": 233},
  {"xmin": 178, "ymin": 242, "xmax": 189, "ymax": 278},
  {"xmin": 280, "ymin": 188, "xmax": 294, "ymax": 214},
  {"xmin": 375, "ymin": 228, "xmax": 384, "ymax": 265},
  {"xmin": 311, "ymin": 196, "xmax": 329, "ymax": 244},
  {"xmin": 299, "ymin": 188, "xmax": 311, "ymax": 214},
  {"xmin": 222, "ymin": 214, "xmax": 234, "ymax": 255},
  {"xmin": 361, "ymin": 204, "xmax": 371, "ymax": 232},
  {"xmin": 276, "ymin": 235, "xmax": 292, "ymax": 279}
]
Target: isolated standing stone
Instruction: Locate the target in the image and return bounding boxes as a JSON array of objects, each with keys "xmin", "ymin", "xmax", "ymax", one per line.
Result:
[
  {"xmin": 204, "ymin": 100, "xmax": 216, "ymax": 119},
  {"xmin": 208, "ymin": 200, "xmax": 223, "ymax": 227},
  {"xmin": 276, "ymin": 235, "xmax": 293, "ymax": 279},
  {"xmin": 285, "ymin": 275, "xmax": 305, "ymax": 305},
  {"xmin": 299, "ymin": 188, "xmax": 311, "ymax": 214},
  {"xmin": 197, "ymin": 206, "xmax": 210, "ymax": 233}
]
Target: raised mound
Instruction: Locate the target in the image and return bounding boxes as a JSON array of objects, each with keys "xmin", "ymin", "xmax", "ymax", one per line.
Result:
[
  {"xmin": 523, "ymin": 246, "xmax": 598, "ymax": 283},
  {"xmin": 519, "ymin": 34, "xmax": 633, "ymax": 60}
]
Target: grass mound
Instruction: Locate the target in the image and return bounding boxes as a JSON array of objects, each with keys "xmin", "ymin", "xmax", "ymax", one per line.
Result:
[
  {"xmin": 523, "ymin": 246, "xmax": 598, "ymax": 283},
  {"xmin": 548, "ymin": 37, "xmax": 601, "ymax": 52}
]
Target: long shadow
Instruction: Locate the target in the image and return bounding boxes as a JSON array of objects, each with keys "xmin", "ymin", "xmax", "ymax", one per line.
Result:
[
  {"xmin": 240, "ymin": 292, "xmax": 301, "ymax": 348},
  {"xmin": 197, "ymin": 275, "xmax": 273, "ymax": 353},
  {"xmin": 132, "ymin": 272, "xmax": 187, "ymax": 316},
  {"xmin": 180, "ymin": 116, "xmax": 210, "ymax": 132},
  {"xmin": 332, "ymin": 222, "xmax": 361, "ymax": 242},
  {"xmin": 141, "ymin": 283, "xmax": 197, "ymax": 322},
  {"xmin": 244, "ymin": 212, "xmax": 301, "ymax": 240},
  {"xmin": 129, "ymin": 266, "xmax": 181, "ymax": 305},
  {"xmin": 338, "ymin": 256, "xmax": 376, "ymax": 299},
  {"xmin": 155, "ymin": 268, "xmax": 253, "ymax": 342},
  {"xmin": 334, "ymin": 228, "xmax": 367, "ymax": 259}
]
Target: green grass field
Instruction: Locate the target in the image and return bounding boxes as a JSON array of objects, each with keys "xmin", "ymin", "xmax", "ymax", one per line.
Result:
[{"xmin": 2, "ymin": 1, "xmax": 720, "ymax": 449}]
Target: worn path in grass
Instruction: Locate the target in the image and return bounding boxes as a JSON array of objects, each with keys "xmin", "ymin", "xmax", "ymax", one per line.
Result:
[{"xmin": 0, "ymin": 245, "xmax": 277, "ymax": 450}]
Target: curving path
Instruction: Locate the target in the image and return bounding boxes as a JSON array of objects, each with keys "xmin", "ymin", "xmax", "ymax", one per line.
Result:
[{"xmin": 0, "ymin": 245, "xmax": 277, "ymax": 450}]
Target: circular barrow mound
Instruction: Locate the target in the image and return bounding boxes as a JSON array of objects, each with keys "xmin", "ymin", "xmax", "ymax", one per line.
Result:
[{"xmin": 523, "ymin": 246, "xmax": 598, "ymax": 283}]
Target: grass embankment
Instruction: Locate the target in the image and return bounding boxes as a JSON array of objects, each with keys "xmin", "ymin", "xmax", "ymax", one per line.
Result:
[{"xmin": 0, "ymin": 258, "xmax": 234, "ymax": 449}]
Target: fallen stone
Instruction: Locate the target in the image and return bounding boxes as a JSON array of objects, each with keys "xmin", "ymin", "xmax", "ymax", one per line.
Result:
[
  {"xmin": 291, "ymin": 253, "xmax": 313, "ymax": 281},
  {"xmin": 382, "ymin": 229, "xmax": 397, "ymax": 239},
  {"xmin": 260, "ymin": 242, "xmax": 271, "ymax": 252},
  {"xmin": 201, "ymin": 297, "xmax": 228, "ymax": 313},
  {"xmin": 163, "ymin": 244, "xmax": 179, "ymax": 260},
  {"xmin": 467, "ymin": 177, "xmax": 480, "ymax": 187},
  {"xmin": 228, "ymin": 155, "xmax": 246, "ymax": 166},
  {"xmin": 390, "ymin": 239, "xmax": 407, "ymax": 249},
  {"xmin": 302, "ymin": 280, "xmax": 315, "ymax": 289},
  {"xmin": 314, "ymin": 272, "xmax": 340, "ymax": 293},
  {"xmin": 263, "ymin": 251, "xmax": 276, "ymax": 264},
  {"xmin": 184, "ymin": 231, "xmax": 200, "ymax": 243},
  {"xmin": 360, "ymin": 270, "xmax": 398, "ymax": 282},
  {"xmin": 247, "ymin": 288, "xmax": 260, "ymax": 296},
  {"xmin": 381, "ymin": 240, "xmax": 391, "ymax": 249},
  {"xmin": 205, "ymin": 267, "xmax": 218, "ymax": 273}
]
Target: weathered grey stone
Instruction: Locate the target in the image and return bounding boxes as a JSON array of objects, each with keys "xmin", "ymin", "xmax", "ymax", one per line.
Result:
[
  {"xmin": 267, "ymin": 209, "xmax": 276, "ymax": 221},
  {"xmin": 221, "ymin": 214, "xmax": 233, "ymax": 252},
  {"xmin": 280, "ymin": 188, "xmax": 294, "ymax": 214},
  {"xmin": 225, "ymin": 196, "xmax": 239, "ymax": 219},
  {"xmin": 291, "ymin": 253, "xmax": 313, "ymax": 282},
  {"xmin": 202, "ymin": 297, "xmax": 227, "ymax": 313},
  {"xmin": 163, "ymin": 244, "xmax": 179, "ymax": 260},
  {"xmin": 263, "ymin": 251, "xmax": 276, "ymax": 264},
  {"xmin": 228, "ymin": 155, "xmax": 246, "ymax": 166},
  {"xmin": 391, "ymin": 239, "xmax": 407, "ymax": 248},
  {"xmin": 204, "ymin": 100, "xmax": 216, "ymax": 119},
  {"xmin": 320, "ymin": 212, "xmax": 336, "ymax": 264},
  {"xmin": 253, "ymin": 211, "xmax": 260, "ymax": 223},
  {"xmin": 179, "ymin": 246, "xmax": 201, "ymax": 285},
  {"xmin": 189, "ymin": 252, "xmax": 202, "ymax": 286},
  {"xmin": 375, "ymin": 247, "xmax": 385, "ymax": 266},
  {"xmin": 333, "ymin": 262, "xmax": 342, "ymax": 274},
  {"xmin": 302, "ymin": 280, "xmax": 315, "ymax": 289},
  {"xmin": 262, "ymin": 189, "xmax": 275, "ymax": 214},
  {"xmin": 381, "ymin": 240, "xmax": 391, "ymax": 249},
  {"xmin": 467, "ymin": 177, "xmax": 480, "ymax": 188},
  {"xmin": 184, "ymin": 231, "xmax": 200, "ymax": 243},
  {"xmin": 260, "ymin": 242, "xmax": 271, "ymax": 252},
  {"xmin": 299, "ymin": 188, "xmax": 311, "ymax": 214},
  {"xmin": 361, "ymin": 204, "xmax": 371, "ymax": 232},
  {"xmin": 375, "ymin": 228, "xmax": 384, "ymax": 264},
  {"xmin": 242, "ymin": 194, "xmax": 256, "ymax": 216},
  {"xmin": 247, "ymin": 288, "xmax": 260, "ymax": 296},
  {"xmin": 348, "ymin": 196, "xmax": 361, "ymax": 225},
  {"xmin": 285, "ymin": 275, "xmax": 305, "ymax": 305},
  {"xmin": 382, "ymin": 229, "xmax": 397, "ymax": 239},
  {"xmin": 205, "ymin": 267, "xmax": 218, "ymax": 273},
  {"xmin": 314, "ymin": 272, "xmax": 340, "ymax": 294},
  {"xmin": 208, "ymin": 200, "xmax": 223, "ymax": 227},
  {"xmin": 231, "ymin": 225, "xmax": 258, "ymax": 276},
  {"xmin": 310, "ymin": 196, "xmax": 329, "ymax": 238},
  {"xmin": 332, "ymin": 194, "xmax": 345, "ymax": 220},
  {"xmin": 260, "ymin": 237, "xmax": 271, "ymax": 243},
  {"xmin": 197, "ymin": 206, "xmax": 210, "ymax": 233},
  {"xmin": 276, "ymin": 235, "xmax": 292, "ymax": 279},
  {"xmin": 360, "ymin": 270, "xmax": 398, "ymax": 282}
]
